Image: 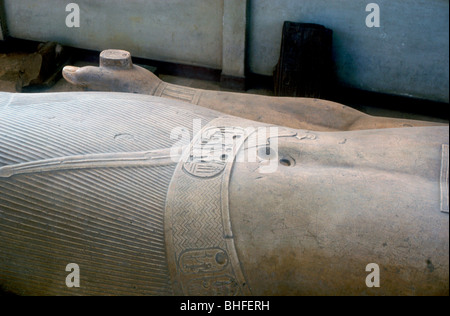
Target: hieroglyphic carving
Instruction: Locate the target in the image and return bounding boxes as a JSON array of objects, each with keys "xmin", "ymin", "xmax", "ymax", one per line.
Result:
[
  {"xmin": 165, "ymin": 117, "xmax": 254, "ymax": 296},
  {"xmin": 155, "ymin": 82, "xmax": 201, "ymax": 104},
  {"xmin": 182, "ymin": 126, "xmax": 246, "ymax": 178},
  {"xmin": 179, "ymin": 248, "xmax": 229, "ymax": 274},
  {"xmin": 186, "ymin": 275, "xmax": 240, "ymax": 296}
]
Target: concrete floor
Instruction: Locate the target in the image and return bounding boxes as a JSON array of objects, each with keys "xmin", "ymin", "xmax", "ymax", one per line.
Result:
[{"xmin": 0, "ymin": 47, "xmax": 448, "ymax": 125}]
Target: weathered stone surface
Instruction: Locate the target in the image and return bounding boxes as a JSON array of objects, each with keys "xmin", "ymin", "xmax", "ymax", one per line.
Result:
[
  {"xmin": 63, "ymin": 49, "xmax": 446, "ymax": 132},
  {"xmin": 0, "ymin": 91, "xmax": 448, "ymax": 296}
]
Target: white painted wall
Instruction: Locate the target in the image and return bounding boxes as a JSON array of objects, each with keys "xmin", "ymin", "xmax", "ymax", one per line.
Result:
[
  {"xmin": 3, "ymin": 0, "xmax": 449, "ymax": 102},
  {"xmin": 4, "ymin": 0, "xmax": 224, "ymax": 69}
]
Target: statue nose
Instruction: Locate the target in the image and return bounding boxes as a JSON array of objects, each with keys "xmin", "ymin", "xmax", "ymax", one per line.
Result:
[{"xmin": 99, "ymin": 49, "xmax": 133, "ymax": 69}]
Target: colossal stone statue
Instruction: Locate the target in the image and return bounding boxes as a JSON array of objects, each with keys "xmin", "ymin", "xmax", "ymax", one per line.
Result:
[
  {"xmin": 0, "ymin": 90, "xmax": 448, "ymax": 296},
  {"xmin": 62, "ymin": 50, "xmax": 445, "ymax": 132}
]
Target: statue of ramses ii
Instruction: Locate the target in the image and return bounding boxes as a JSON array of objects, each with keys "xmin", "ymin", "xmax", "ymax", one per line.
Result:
[{"xmin": 0, "ymin": 50, "xmax": 447, "ymax": 296}]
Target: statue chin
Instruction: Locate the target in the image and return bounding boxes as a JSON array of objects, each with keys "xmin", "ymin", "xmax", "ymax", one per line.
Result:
[{"xmin": 0, "ymin": 88, "xmax": 448, "ymax": 296}]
